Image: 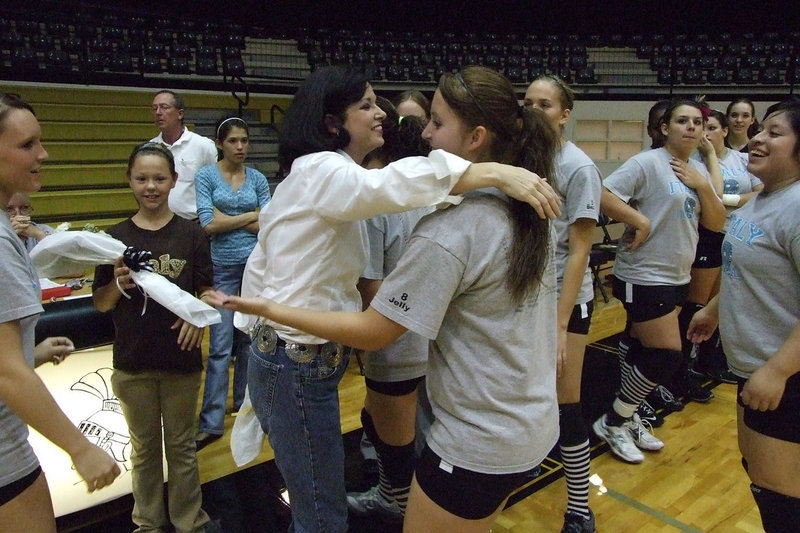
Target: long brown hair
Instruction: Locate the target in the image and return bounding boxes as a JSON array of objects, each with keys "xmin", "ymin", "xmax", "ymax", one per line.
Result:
[{"xmin": 438, "ymin": 66, "xmax": 559, "ymax": 303}]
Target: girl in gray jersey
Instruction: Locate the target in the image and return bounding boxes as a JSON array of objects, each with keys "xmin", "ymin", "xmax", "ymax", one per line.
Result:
[
  {"xmin": 688, "ymin": 99, "xmax": 800, "ymax": 533},
  {"xmin": 0, "ymin": 93, "xmax": 120, "ymax": 531},
  {"xmin": 349, "ymin": 103, "xmax": 434, "ymax": 522},
  {"xmin": 593, "ymin": 100, "xmax": 726, "ymax": 464},
  {"xmin": 524, "ymin": 75, "xmax": 601, "ymax": 533},
  {"xmin": 210, "ymin": 66, "xmax": 560, "ymax": 533},
  {"xmin": 683, "ymin": 110, "xmax": 763, "ymax": 382}
]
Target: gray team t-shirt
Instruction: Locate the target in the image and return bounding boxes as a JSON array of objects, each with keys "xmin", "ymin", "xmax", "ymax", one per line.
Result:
[
  {"xmin": 553, "ymin": 141, "xmax": 601, "ymax": 304},
  {"xmin": 362, "ymin": 208, "xmax": 433, "ymax": 381},
  {"xmin": 371, "ymin": 191, "xmax": 559, "ymax": 474},
  {"xmin": 720, "ymin": 180, "xmax": 800, "ymax": 377},
  {"xmin": 0, "ymin": 215, "xmax": 43, "ymax": 487},
  {"xmin": 605, "ymin": 147, "xmax": 709, "ymax": 286},
  {"xmin": 719, "ymin": 150, "xmax": 762, "ymax": 232}
]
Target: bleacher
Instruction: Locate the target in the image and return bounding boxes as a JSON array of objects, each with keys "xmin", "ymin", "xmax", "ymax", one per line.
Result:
[{"xmin": 2, "ymin": 4, "xmax": 799, "ymax": 95}]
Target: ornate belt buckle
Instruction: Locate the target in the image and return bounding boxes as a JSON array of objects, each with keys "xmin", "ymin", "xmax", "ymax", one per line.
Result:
[
  {"xmin": 321, "ymin": 343, "xmax": 343, "ymax": 368},
  {"xmin": 254, "ymin": 322, "xmax": 277, "ymax": 354},
  {"xmin": 285, "ymin": 343, "xmax": 316, "ymax": 363}
]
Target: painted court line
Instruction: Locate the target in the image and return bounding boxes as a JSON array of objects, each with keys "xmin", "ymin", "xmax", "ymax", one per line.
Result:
[{"xmin": 605, "ymin": 486, "xmax": 704, "ymax": 533}]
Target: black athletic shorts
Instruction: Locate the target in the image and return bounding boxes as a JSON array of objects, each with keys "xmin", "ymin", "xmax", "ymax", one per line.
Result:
[
  {"xmin": 738, "ymin": 371, "xmax": 800, "ymax": 444},
  {"xmin": 365, "ymin": 376, "xmax": 424, "ymax": 396},
  {"xmin": 567, "ymin": 301, "xmax": 594, "ymax": 335},
  {"xmin": 414, "ymin": 444, "xmax": 531, "ymax": 520},
  {"xmin": 0, "ymin": 466, "xmax": 41, "ymax": 507},
  {"xmin": 692, "ymin": 225, "xmax": 724, "ymax": 269},
  {"xmin": 612, "ymin": 279, "xmax": 689, "ymax": 323}
]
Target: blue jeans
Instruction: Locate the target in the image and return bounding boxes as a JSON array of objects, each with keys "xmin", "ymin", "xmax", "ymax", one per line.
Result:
[
  {"xmin": 198, "ymin": 263, "xmax": 249, "ymax": 436},
  {"xmin": 248, "ymin": 338, "xmax": 350, "ymax": 533}
]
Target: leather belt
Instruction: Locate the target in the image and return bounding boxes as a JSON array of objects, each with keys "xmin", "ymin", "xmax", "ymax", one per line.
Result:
[{"xmin": 252, "ymin": 320, "xmax": 344, "ymax": 367}]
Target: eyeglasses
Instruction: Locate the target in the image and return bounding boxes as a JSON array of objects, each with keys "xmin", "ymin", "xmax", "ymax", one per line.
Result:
[
  {"xmin": 150, "ymin": 103, "xmax": 175, "ymax": 113},
  {"xmin": 6, "ymin": 205, "xmax": 32, "ymax": 215}
]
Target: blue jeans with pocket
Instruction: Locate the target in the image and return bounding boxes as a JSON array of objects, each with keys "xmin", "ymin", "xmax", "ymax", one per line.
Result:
[
  {"xmin": 198, "ymin": 262, "xmax": 249, "ymax": 436},
  {"xmin": 248, "ymin": 337, "xmax": 350, "ymax": 533}
]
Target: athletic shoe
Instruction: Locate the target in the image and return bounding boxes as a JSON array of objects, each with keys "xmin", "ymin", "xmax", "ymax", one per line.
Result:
[
  {"xmin": 636, "ymin": 399, "xmax": 664, "ymax": 428},
  {"xmin": 625, "ymin": 413, "xmax": 664, "ymax": 451},
  {"xmin": 346, "ymin": 486, "xmax": 403, "ymax": 523},
  {"xmin": 561, "ymin": 509, "xmax": 597, "ymax": 533},
  {"xmin": 685, "ymin": 380, "xmax": 714, "ymax": 403},
  {"xmin": 648, "ymin": 385, "xmax": 685, "ymax": 413},
  {"xmin": 593, "ymin": 414, "xmax": 644, "ymax": 463},
  {"xmin": 716, "ymin": 369, "xmax": 739, "ymax": 384}
]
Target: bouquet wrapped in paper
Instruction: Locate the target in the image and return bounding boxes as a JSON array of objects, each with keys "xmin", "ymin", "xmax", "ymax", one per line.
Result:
[{"xmin": 30, "ymin": 231, "xmax": 221, "ymax": 328}]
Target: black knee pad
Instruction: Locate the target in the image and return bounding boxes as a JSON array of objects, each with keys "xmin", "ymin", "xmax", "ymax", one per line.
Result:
[
  {"xmin": 750, "ymin": 483, "xmax": 800, "ymax": 533},
  {"xmin": 558, "ymin": 402, "xmax": 588, "ymax": 446},
  {"xmin": 635, "ymin": 348, "xmax": 684, "ymax": 384}
]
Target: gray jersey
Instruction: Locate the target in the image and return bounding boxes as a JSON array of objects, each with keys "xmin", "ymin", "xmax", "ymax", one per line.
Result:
[
  {"xmin": 371, "ymin": 192, "xmax": 559, "ymax": 474},
  {"xmin": 362, "ymin": 208, "xmax": 433, "ymax": 381},
  {"xmin": 0, "ymin": 215, "xmax": 43, "ymax": 487},
  {"xmin": 553, "ymin": 141, "xmax": 601, "ymax": 304},
  {"xmin": 605, "ymin": 147, "xmax": 709, "ymax": 285},
  {"xmin": 720, "ymin": 180, "xmax": 800, "ymax": 377},
  {"xmin": 719, "ymin": 150, "xmax": 762, "ymax": 232}
]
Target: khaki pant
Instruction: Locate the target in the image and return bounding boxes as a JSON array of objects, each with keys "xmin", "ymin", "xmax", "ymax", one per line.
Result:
[{"xmin": 112, "ymin": 369, "xmax": 209, "ymax": 533}]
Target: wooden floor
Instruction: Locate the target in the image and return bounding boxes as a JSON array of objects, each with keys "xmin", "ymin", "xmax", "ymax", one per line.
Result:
[{"xmin": 190, "ymin": 287, "xmax": 763, "ymax": 532}]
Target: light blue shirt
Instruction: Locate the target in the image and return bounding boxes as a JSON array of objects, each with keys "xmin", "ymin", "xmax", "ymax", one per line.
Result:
[{"xmin": 195, "ymin": 164, "xmax": 271, "ymax": 265}]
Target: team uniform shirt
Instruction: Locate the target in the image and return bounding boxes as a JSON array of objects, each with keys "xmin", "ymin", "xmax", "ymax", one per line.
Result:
[
  {"xmin": 92, "ymin": 216, "xmax": 213, "ymax": 373},
  {"xmin": 195, "ymin": 164, "xmax": 271, "ymax": 265},
  {"xmin": 720, "ymin": 180, "xmax": 800, "ymax": 377},
  {"xmin": 692, "ymin": 149, "xmax": 762, "ymax": 233},
  {"xmin": 719, "ymin": 150, "xmax": 762, "ymax": 232},
  {"xmin": 605, "ymin": 147, "xmax": 709, "ymax": 286},
  {"xmin": 553, "ymin": 141, "xmax": 602, "ymax": 304},
  {"xmin": 151, "ymin": 128, "xmax": 217, "ymax": 220},
  {"xmin": 237, "ymin": 149, "xmax": 470, "ymax": 343},
  {"xmin": 0, "ymin": 214, "xmax": 42, "ymax": 488},
  {"xmin": 362, "ymin": 208, "xmax": 433, "ymax": 382},
  {"xmin": 371, "ymin": 191, "xmax": 559, "ymax": 474}
]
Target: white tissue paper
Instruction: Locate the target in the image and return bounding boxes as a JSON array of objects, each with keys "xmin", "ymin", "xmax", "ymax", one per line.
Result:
[
  {"xmin": 30, "ymin": 231, "xmax": 221, "ymax": 328},
  {"xmin": 230, "ymin": 386, "xmax": 267, "ymax": 467}
]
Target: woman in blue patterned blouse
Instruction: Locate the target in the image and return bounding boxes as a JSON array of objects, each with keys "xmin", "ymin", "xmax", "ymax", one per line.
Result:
[{"xmin": 194, "ymin": 116, "xmax": 271, "ymax": 449}]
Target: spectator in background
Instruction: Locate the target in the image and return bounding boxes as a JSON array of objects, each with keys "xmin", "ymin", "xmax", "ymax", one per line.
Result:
[
  {"xmin": 150, "ymin": 90, "xmax": 217, "ymax": 220},
  {"xmin": 6, "ymin": 192, "xmax": 52, "ymax": 252},
  {"xmin": 195, "ymin": 116, "xmax": 271, "ymax": 450}
]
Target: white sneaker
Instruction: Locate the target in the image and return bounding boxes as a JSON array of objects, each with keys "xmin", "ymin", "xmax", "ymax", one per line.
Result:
[
  {"xmin": 625, "ymin": 413, "xmax": 664, "ymax": 451},
  {"xmin": 593, "ymin": 414, "xmax": 644, "ymax": 463}
]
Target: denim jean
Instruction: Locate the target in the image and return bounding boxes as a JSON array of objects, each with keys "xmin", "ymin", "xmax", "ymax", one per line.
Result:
[
  {"xmin": 198, "ymin": 262, "xmax": 250, "ymax": 436},
  {"xmin": 248, "ymin": 337, "xmax": 350, "ymax": 533}
]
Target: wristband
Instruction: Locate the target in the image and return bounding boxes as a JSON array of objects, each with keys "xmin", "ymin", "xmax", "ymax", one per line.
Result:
[{"xmin": 722, "ymin": 194, "xmax": 741, "ymax": 207}]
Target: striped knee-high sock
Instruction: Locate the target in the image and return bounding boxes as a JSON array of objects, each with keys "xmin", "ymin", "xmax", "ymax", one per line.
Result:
[{"xmin": 561, "ymin": 439, "xmax": 591, "ymax": 519}]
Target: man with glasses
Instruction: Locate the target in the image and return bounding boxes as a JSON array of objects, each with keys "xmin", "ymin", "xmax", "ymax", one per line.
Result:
[
  {"xmin": 6, "ymin": 192, "xmax": 52, "ymax": 252},
  {"xmin": 150, "ymin": 90, "xmax": 217, "ymax": 220}
]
